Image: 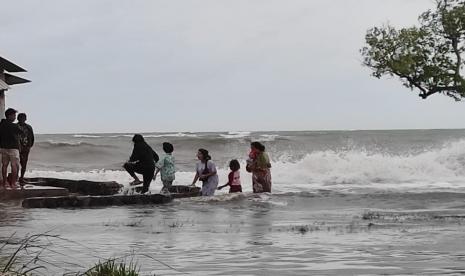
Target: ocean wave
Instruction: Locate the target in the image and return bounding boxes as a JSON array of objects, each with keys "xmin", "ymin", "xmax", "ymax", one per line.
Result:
[
  {"xmin": 108, "ymin": 134, "xmax": 133, "ymax": 138},
  {"xmin": 37, "ymin": 140, "xmax": 116, "ymax": 149},
  {"xmin": 220, "ymin": 131, "xmax": 251, "ymax": 139},
  {"xmin": 144, "ymin": 133, "xmax": 200, "ymax": 138},
  {"xmin": 27, "ymin": 138, "xmax": 465, "ymax": 194},
  {"xmin": 107, "ymin": 133, "xmax": 200, "ymax": 139},
  {"xmin": 269, "ymin": 139, "xmax": 465, "ymax": 189},
  {"xmin": 73, "ymin": 134, "xmax": 102, "ymax": 138},
  {"xmin": 259, "ymin": 134, "xmax": 279, "ymax": 142}
]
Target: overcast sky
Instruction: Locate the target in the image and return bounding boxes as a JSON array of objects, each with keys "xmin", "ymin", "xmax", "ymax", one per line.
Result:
[{"xmin": 1, "ymin": 0, "xmax": 463, "ymax": 134}]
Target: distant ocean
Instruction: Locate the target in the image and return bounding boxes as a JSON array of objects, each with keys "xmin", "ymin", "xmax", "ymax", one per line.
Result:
[{"xmin": 3, "ymin": 129, "xmax": 465, "ymax": 275}]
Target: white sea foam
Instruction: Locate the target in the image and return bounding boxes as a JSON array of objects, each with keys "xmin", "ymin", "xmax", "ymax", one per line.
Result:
[
  {"xmin": 259, "ymin": 134, "xmax": 279, "ymax": 142},
  {"xmin": 107, "ymin": 133, "xmax": 199, "ymax": 138},
  {"xmin": 143, "ymin": 133, "xmax": 199, "ymax": 138},
  {"xmin": 39, "ymin": 140, "xmax": 88, "ymax": 147},
  {"xmin": 220, "ymin": 131, "xmax": 251, "ymax": 139},
  {"xmin": 269, "ymin": 139, "xmax": 465, "ymax": 192},
  {"xmin": 72, "ymin": 135, "xmax": 102, "ymax": 138},
  {"xmin": 108, "ymin": 134, "xmax": 134, "ymax": 138}
]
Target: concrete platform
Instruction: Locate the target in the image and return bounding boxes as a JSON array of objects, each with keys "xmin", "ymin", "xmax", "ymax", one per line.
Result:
[
  {"xmin": 0, "ymin": 185, "xmax": 69, "ymax": 200},
  {"xmin": 169, "ymin": 185, "xmax": 201, "ymax": 198},
  {"xmin": 22, "ymin": 193, "xmax": 173, "ymax": 208},
  {"xmin": 26, "ymin": 177, "xmax": 123, "ymax": 195},
  {"xmin": 133, "ymin": 185, "xmax": 201, "ymax": 198}
]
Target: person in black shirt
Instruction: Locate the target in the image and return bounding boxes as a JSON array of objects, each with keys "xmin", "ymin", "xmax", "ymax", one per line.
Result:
[
  {"xmin": 0, "ymin": 108, "xmax": 22, "ymax": 189},
  {"xmin": 17, "ymin": 113, "xmax": 34, "ymax": 184},
  {"xmin": 123, "ymin": 134, "xmax": 159, "ymax": 194}
]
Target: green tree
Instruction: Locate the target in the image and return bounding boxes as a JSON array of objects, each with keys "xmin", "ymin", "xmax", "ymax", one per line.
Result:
[{"xmin": 361, "ymin": 0, "xmax": 465, "ymax": 100}]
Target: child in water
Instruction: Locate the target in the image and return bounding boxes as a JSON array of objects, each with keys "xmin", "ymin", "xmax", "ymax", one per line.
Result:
[
  {"xmin": 218, "ymin": 159, "xmax": 242, "ymax": 193},
  {"xmin": 154, "ymin": 142, "xmax": 175, "ymax": 194},
  {"xmin": 246, "ymin": 147, "xmax": 259, "ymax": 171}
]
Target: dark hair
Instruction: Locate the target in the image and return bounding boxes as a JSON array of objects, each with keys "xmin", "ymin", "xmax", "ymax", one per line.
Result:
[
  {"xmin": 163, "ymin": 142, "xmax": 174, "ymax": 153},
  {"xmin": 198, "ymin": 148, "xmax": 211, "ymax": 161},
  {"xmin": 5, "ymin": 108, "xmax": 17, "ymax": 117},
  {"xmin": 251, "ymin": 141, "xmax": 265, "ymax": 152},
  {"xmin": 17, "ymin": 113, "xmax": 26, "ymax": 121},
  {"xmin": 229, "ymin": 159, "xmax": 240, "ymax": 171},
  {"xmin": 132, "ymin": 134, "xmax": 145, "ymax": 143}
]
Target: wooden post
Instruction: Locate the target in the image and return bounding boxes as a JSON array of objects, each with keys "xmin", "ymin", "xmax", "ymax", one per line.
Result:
[{"xmin": 0, "ymin": 70, "xmax": 4, "ymax": 181}]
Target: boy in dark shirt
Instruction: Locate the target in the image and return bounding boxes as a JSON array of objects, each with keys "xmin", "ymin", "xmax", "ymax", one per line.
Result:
[{"xmin": 0, "ymin": 108, "xmax": 22, "ymax": 189}]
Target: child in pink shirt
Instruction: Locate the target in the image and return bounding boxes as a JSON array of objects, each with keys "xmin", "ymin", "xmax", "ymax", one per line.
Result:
[{"xmin": 218, "ymin": 159, "xmax": 242, "ymax": 193}]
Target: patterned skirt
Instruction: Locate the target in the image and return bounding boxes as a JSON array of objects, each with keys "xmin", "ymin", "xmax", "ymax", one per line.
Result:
[{"xmin": 252, "ymin": 169, "xmax": 272, "ymax": 193}]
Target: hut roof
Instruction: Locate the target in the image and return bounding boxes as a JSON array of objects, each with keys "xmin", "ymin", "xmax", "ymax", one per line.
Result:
[
  {"xmin": 0, "ymin": 56, "xmax": 27, "ymax": 72},
  {"xmin": 4, "ymin": 73, "xmax": 30, "ymax": 85}
]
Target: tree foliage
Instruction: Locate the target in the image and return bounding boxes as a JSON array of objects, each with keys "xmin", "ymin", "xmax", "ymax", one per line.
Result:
[{"xmin": 361, "ymin": 0, "xmax": 465, "ymax": 100}]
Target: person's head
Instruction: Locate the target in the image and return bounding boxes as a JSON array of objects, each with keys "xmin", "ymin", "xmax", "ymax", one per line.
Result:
[
  {"xmin": 163, "ymin": 142, "xmax": 174, "ymax": 153},
  {"xmin": 251, "ymin": 141, "xmax": 265, "ymax": 152},
  {"xmin": 197, "ymin": 148, "xmax": 211, "ymax": 162},
  {"xmin": 132, "ymin": 134, "xmax": 145, "ymax": 144},
  {"xmin": 17, "ymin": 113, "xmax": 27, "ymax": 123},
  {"xmin": 229, "ymin": 159, "xmax": 240, "ymax": 172},
  {"xmin": 5, "ymin": 108, "xmax": 17, "ymax": 122}
]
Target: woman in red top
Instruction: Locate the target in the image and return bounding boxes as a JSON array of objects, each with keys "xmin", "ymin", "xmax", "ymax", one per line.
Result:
[{"xmin": 218, "ymin": 159, "xmax": 242, "ymax": 193}]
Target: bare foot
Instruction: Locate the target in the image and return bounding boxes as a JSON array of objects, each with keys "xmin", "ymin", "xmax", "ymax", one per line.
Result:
[{"xmin": 129, "ymin": 180, "xmax": 143, "ymax": 186}]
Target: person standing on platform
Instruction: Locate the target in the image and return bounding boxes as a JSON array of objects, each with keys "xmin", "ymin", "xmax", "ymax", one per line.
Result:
[
  {"xmin": 0, "ymin": 108, "xmax": 22, "ymax": 189},
  {"xmin": 17, "ymin": 113, "xmax": 34, "ymax": 184}
]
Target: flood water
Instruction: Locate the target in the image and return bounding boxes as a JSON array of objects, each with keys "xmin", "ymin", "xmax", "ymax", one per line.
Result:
[
  {"xmin": 3, "ymin": 130, "xmax": 465, "ymax": 275},
  {"xmin": 2, "ymin": 191, "xmax": 465, "ymax": 275}
]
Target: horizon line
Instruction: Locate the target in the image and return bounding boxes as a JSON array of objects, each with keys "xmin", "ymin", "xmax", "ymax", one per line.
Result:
[{"xmin": 35, "ymin": 127, "xmax": 465, "ymax": 135}]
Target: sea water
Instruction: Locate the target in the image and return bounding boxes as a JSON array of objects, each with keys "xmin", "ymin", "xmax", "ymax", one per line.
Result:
[{"xmin": 2, "ymin": 130, "xmax": 465, "ymax": 275}]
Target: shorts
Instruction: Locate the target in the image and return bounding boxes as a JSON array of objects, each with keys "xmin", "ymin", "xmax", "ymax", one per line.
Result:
[{"xmin": 1, "ymin": 149, "xmax": 20, "ymax": 166}]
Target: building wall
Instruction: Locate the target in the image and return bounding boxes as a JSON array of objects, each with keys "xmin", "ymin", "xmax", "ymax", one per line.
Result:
[{"xmin": 0, "ymin": 70, "xmax": 5, "ymax": 119}]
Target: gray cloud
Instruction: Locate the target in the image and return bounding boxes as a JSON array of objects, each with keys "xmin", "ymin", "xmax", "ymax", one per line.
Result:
[{"xmin": 1, "ymin": 0, "xmax": 462, "ymax": 133}]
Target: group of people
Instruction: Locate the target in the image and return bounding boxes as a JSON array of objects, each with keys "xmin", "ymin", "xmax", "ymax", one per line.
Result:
[
  {"xmin": 0, "ymin": 108, "xmax": 35, "ymax": 189},
  {"xmin": 123, "ymin": 135, "xmax": 272, "ymax": 196}
]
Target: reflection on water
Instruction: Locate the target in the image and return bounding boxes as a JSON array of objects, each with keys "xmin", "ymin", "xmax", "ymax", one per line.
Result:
[{"xmin": 1, "ymin": 192, "xmax": 465, "ymax": 275}]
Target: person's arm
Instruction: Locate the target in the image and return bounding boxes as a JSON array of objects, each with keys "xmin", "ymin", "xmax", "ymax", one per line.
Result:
[
  {"xmin": 192, "ymin": 171, "xmax": 199, "ymax": 186},
  {"xmin": 153, "ymin": 157, "xmax": 164, "ymax": 179},
  {"xmin": 264, "ymin": 153, "xmax": 271, "ymax": 168},
  {"xmin": 29, "ymin": 125, "xmax": 34, "ymax": 147},
  {"xmin": 155, "ymin": 156, "xmax": 164, "ymax": 169},
  {"xmin": 129, "ymin": 146, "xmax": 139, "ymax": 163},
  {"xmin": 153, "ymin": 168, "xmax": 160, "ymax": 180},
  {"xmin": 246, "ymin": 159, "xmax": 257, "ymax": 172},
  {"xmin": 15, "ymin": 124, "xmax": 24, "ymax": 136},
  {"xmin": 218, "ymin": 172, "xmax": 233, "ymax": 190},
  {"xmin": 152, "ymin": 149, "xmax": 159, "ymax": 163}
]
